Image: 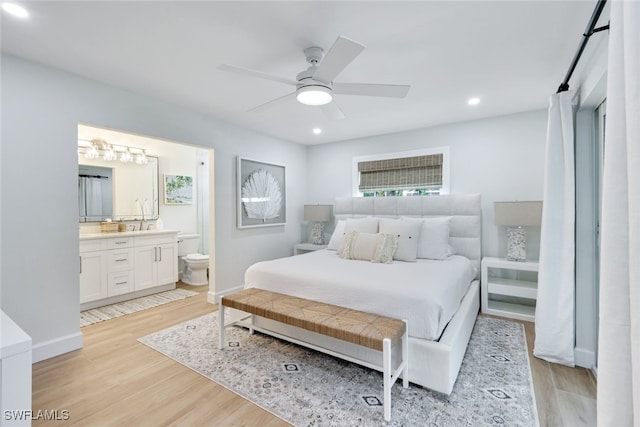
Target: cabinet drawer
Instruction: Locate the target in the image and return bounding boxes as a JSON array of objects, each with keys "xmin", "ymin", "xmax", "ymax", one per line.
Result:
[
  {"xmin": 108, "ymin": 236, "xmax": 132, "ymax": 249},
  {"xmin": 80, "ymin": 239, "xmax": 106, "ymax": 253},
  {"xmin": 108, "ymin": 270, "xmax": 134, "ymax": 296},
  {"xmin": 107, "ymin": 248, "xmax": 134, "ymax": 271}
]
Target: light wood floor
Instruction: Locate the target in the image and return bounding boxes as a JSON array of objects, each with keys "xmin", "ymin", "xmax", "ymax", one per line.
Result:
[{"xmin": 32, "ymin": 286, "xmax": 596, "ymax": 426}]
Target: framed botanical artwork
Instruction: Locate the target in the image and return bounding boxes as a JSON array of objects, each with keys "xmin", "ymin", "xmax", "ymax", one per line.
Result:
[
  {"xmin": 237, "ymin": 157, "xmax": 286, "ymax": 228},
  {"xmin": 164, "ymin": 174, "xmax": 193, "ymax": 205}
]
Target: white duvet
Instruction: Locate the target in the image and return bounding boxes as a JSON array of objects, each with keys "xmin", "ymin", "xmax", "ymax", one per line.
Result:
[{"xmin": 244, "ymin": 249, "xmax": 475, "ymax": 341}]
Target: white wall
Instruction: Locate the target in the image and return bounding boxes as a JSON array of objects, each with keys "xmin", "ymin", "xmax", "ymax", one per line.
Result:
[
  {"xmin": 153, "ymin": 140, "xmax": 199, "ymax": 234},
  {"xmin": 0, "ymin": 54, "xmax": 306, "ymax": 361},
  {"xmin": 307, "ymin": 110, "xmax": 548, "ymax": 259}
]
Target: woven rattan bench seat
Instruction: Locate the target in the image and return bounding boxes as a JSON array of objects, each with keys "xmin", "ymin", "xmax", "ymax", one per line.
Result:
[{"xmin": 221, "ymin": 288, "xmax": 406, "ymax": 352}]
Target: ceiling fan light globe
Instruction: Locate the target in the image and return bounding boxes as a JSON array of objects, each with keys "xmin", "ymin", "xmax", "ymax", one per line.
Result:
[{"xmin": 296, "ymin": 86, "xmax": 332, "ymax": 106}]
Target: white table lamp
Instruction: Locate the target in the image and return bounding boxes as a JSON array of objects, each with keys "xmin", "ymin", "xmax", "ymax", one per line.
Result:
[
  {"xmin": 304, "ymin": 204, "xmax": 332, "ymax": 245},
  {"xmin": 494, "ymin": 201, "xmax": 543, "ymax": 261}
]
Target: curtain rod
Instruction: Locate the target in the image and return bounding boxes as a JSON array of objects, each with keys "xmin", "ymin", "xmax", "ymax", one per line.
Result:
[{"xmin": 557, "ymin": 0, "xmax": 609, "ymax": 93}]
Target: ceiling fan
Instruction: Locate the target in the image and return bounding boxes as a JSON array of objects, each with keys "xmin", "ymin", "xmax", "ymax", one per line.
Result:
[{"xmin": 218, "ymin": 36, "xmax": 411, "ymax": 120}]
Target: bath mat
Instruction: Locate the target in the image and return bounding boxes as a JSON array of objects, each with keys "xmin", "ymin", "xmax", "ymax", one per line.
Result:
[{"xmin": 80, "ymin": 288, "xmax": 199, "ymax": 327}]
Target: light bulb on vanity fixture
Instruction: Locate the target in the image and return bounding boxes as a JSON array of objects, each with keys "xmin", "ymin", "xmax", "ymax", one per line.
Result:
[
  {"xmin": 136, "ymin": 149, "xmax": 148, "ymax": 165},
  {"xmin": 120, "ymin": 147, "xmax": 133, "ymax": 163}
]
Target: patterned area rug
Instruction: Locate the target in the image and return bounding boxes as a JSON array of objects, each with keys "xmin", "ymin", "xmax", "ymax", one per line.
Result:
[
  {"xmin": 139, "ymin": 313, "xmax": 539, "ymax": 426},
  {"xmin": 80, "ymin": 288, "xmax": 199, "ymax": 327}
]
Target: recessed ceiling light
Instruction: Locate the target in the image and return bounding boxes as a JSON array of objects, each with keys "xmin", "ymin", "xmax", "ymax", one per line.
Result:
[
  {"xmin": 468, "ymin": 97, "xmax": 480, "ymax": 106},
  {"xmin": 312, "ymin": 128, "xmax": 322, "ymax": 135},
  {"xmin": 2, "ymin": 2, "xmax": 29, "ymax": 18}
]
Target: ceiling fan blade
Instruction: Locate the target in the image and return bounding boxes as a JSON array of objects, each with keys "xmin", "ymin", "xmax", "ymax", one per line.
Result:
[
  {"xmin": 320, "ymin": 101, "xmax": 345, "ymax": 121},
  {"xmin": 249, "ymin": 91, "xmax": 297, "ymax": 113},
  {"xmin": 312, "ymin": 36, "xmax": 365, "ymax": 84},
  {"xmin": 333, "ymin": 83, "xmax": 410, "ymax": 98},
  {"xmin": 218, "ymin": 64, "xmax": 299, "ymax": 87}
]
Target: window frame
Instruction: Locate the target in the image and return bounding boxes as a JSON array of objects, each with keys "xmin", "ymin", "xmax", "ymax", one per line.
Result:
[{"xmin": 351, "ymin": 147, "xmax": 450, "ymax": 197}]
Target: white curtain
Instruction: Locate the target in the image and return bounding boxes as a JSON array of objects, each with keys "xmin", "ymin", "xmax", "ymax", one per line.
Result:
[
  {"xmin": 534, "ymin": 90, "xmax": 578, "ymax": 366},
  {"xmin": 598, "ymin": 1, "xmax": 640, "ymax": 425}
]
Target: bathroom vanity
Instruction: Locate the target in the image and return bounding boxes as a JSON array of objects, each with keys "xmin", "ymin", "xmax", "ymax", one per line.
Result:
[{"xmin": 79, "ymin": 230, "xmax": 178, "ymax": 310}]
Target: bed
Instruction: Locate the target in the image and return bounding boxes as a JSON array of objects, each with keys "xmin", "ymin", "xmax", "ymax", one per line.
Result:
[{"xmin": 243, "ymin": 194, "xmax": 481, "ymax": 394}]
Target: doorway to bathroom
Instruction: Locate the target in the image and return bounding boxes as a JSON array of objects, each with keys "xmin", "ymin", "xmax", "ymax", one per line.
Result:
[{"xmin": 77, "ymin": 123, "xmax": 215, "ymax": 313}]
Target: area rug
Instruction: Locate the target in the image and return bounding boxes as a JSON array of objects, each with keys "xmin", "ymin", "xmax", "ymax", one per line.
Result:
[
  {"xmin": 80, "ymin": 288, "xmax": 199, "ymax": 327},
  {"xmin": 139, "ymin": 313, "xmax": 539, "ymax": 426}
]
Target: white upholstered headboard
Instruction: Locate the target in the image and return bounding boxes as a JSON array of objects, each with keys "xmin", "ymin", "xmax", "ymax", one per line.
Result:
[{"xmin": 334, "ymin": 194, "xmax": 482, "ymax": 278}]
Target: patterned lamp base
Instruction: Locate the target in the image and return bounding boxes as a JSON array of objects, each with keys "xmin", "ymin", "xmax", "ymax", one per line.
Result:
[
  {"xmin": 310, "ymin": 222, "xmax": 325, "ymax": 245},
  {"xmin": 507, "ymin": 227, "xmax": 526, "ymax": 261}
]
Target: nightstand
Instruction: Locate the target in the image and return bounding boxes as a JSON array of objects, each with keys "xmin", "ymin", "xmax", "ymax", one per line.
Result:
[
  {"xmin": 481, "ymin": 257, "xmax": 539, "ymax": 322},
  {"xmin": 294, "ymin": 243, "xmax": 327, "ymax": 255}
]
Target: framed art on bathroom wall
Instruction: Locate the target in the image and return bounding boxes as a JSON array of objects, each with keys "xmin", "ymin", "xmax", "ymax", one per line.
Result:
[
  {"xmin": 164, "ymin": 174, "xmax": 193, "ymax": 205},
  {"xmin": 237, "ymin": 157, "xmax": 286, "ymax": 228}
]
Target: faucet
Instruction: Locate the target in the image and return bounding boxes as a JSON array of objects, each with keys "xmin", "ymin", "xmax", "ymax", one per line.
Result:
[{"xmin": 139, "ymin": 219, "xmax": 146, "ymax": 231}]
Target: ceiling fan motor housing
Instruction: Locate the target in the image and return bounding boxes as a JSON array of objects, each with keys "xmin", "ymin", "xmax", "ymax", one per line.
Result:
[{"xmin": 303, "ymin": 46, "xmax": 324, "ymax": 65}]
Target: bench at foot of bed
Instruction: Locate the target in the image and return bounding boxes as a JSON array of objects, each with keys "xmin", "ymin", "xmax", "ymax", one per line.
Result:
[{"xmin": 218, "ymin": 288, "xmax": 408, "ymax": 422}]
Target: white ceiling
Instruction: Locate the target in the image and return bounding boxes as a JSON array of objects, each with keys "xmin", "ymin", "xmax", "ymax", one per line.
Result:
[{"xmin": 1, "ymin": 1, "xmax": 600, "ymax": 145}]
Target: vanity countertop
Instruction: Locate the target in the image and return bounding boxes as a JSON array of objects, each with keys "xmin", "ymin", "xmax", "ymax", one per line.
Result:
[{"xmin": 79, "ymin": 229, "xmax": 179, "ymax": 240}]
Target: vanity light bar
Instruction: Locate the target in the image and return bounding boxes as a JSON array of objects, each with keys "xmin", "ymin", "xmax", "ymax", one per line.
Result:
[{"xmin": 77, "ymin": 139, "xmax": 149, "ymax": 164}]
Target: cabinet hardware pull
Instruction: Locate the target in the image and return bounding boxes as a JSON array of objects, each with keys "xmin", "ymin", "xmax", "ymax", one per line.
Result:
[
  {"xmin": 115, "ymin": 281, "xmax": 127, "ymax": 285},
  {"xmin": 115, "ymin": 241, "xmax": 127, "ymax": 244},
  {"xmin": 159, "ymin": 247, "xmax": 162, "ymax": 262},
  {"xmin": 79, "ymin": 256, "xmax": 82, "ymax": 274},
  {"xmin": 154, "ymin": 247, "xmax": 158, "ymax": 262},
  {"xmin": 116, "ymin": 258, "xmax": 126, "ymax": 262}
]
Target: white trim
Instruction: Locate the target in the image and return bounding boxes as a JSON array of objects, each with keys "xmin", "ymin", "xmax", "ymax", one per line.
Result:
[
  {"xmin": 31, "ymin": 332, "xmax": 83, "ymax": 363},
  {"xmin": 351, "ymin": 147, "xmax": 450, "ymax": 196},
  {"xmin": 574, "ymin": 347, "xmax": 597, "ymax": 369}
]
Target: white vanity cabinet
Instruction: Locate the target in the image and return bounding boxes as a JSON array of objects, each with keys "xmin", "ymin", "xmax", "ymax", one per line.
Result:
[
  {"xmin": 79, "ymin": 231, "xmax": 178, "ymax": 310},
  {"xmin": 79, "ymin": 239, "xmax": 108, "ymax": 303},
  {"xmin": 134, "ymin": 234, "xmax": 178, "ymax": 291}
]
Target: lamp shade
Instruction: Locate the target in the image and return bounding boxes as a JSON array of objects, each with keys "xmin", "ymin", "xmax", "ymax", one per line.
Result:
[
  {"xmin": 494, "ymin": 201, "xmax": 543, "ymax": 226},
  {"xmin": 303, "ymin": 204, "xmax": 332, "ymax": 222}
]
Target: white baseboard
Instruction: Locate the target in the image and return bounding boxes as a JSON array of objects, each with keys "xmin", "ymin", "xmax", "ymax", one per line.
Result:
[
  {"xmin": 32, "ymin": 332, "xmax": 83, "ymax": 363},
  {"xmin": 208, "ymin": 284, "xmax": 244, "ymax": 305},
  {"xmin": 574, "ymin": 347, "xmax": 596, "ymax": 369}
]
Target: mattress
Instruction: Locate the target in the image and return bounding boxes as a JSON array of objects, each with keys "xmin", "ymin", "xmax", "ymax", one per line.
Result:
[{"xmin": 244, "ymin": 249, "xmax": 475, "ymax": 340}]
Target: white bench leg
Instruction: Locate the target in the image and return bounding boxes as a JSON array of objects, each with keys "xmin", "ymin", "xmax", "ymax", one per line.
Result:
[
  {"xmin": 403, "ymin": 320, "xmax": 409, "ymax": 389},
  {"xmin": 383, "ymin": 337, "xmax": 391, "ymax": 422},
  {"xmin": 218, "ymin": 304, "xmax": 225, "ymax": 350}
]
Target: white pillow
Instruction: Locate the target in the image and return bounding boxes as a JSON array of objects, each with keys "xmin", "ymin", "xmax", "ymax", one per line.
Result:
[
  {"xmin": 379, "ymin": 218, "xmax": 422, "ymax": 262},
  {"xmin": 327, "ymin": 220, "xmax": 346, "ymax": 250},
  {"xmin": 344, "ymin": 217, "xmax": 379, "ymax": 234},
  {"xmin": 337, "ymin": 231, "xmax": 398, "ymax": 263},
  {"xmin": 402, "ymin": 217, "xmax": 452, "ymax": 260},
  {"xmin": 330, "ymin": 217, "xmax": 379, "ymax": 251}
]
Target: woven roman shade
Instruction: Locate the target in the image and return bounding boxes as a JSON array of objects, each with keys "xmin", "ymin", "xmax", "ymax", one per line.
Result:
[{"xmin": 358, "ymin": 154, "xmax": 443, "ymax": 191}]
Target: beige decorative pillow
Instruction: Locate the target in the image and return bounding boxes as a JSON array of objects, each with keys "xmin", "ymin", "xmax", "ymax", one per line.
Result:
[
  {"xmin": 372, "ymin": 233, "xmax": 398, "ymax": 264},
  {"xmin": 337, "ymin": 231, "xmax": 398, "ymax": 263}
]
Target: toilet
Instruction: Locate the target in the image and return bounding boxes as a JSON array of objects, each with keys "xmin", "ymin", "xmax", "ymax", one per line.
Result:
[{"xmin": 177, "ymin": 234, "xmax": 209, "ymax": 286}]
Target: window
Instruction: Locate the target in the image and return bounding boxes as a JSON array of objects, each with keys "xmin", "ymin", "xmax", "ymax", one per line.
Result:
[{"xmin": 352, "ymin": 147, "xmax": 450, "ymax": 196}]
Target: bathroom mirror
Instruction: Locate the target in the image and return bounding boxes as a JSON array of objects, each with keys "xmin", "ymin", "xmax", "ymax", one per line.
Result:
[{"xmin": 78, "ymin": 156, "xmax": 159, "ymax": 222}]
